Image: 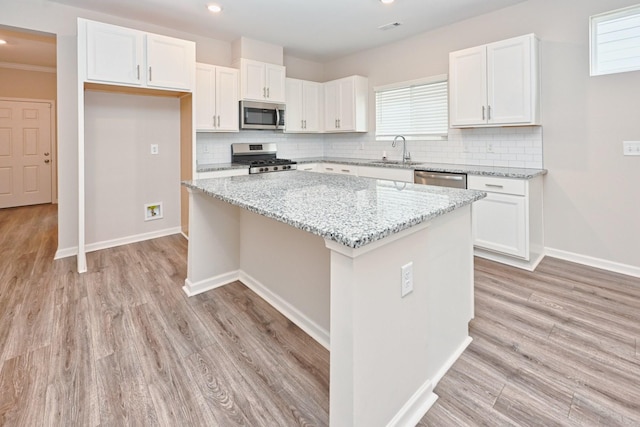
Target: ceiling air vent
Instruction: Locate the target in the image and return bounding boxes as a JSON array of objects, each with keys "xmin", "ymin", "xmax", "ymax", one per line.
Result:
[{"xmin": 378, "ymin": 22, "xmax": 402, "ymax": 31}]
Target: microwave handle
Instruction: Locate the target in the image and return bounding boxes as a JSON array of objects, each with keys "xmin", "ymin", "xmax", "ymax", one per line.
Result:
[{"xmin": 276, "ymin": 108, "xmax": 281, "ymax": 129}]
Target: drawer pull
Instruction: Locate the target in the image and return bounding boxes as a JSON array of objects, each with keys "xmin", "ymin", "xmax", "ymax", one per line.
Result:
[
  {"xmin": 325, "ymin": 167, "xmax": 334, "ymax": 171},
  {"xmin": 485, "ymin": 183, "xmax": 504, "ymax": 188},
  {"xmin": 341, "ymin": 169, "xmax": 351, "ymax": 173}
]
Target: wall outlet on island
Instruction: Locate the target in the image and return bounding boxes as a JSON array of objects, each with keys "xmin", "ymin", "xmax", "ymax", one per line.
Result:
[{"xmin": 401, "ymin": 262, "xmax": 413, "ymax": 297}]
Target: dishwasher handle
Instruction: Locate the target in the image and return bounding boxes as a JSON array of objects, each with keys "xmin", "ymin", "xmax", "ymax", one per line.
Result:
[{"xmin": 418, "ymin": 173, "xmax": 464, "ymax": 181}]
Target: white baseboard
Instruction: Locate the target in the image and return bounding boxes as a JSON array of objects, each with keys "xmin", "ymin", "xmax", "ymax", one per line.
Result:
[
  {"xmin": 239, "ymin": 271, "xmax": 331, "ymax": 350},
  {"xmin": 545, "ymin": 247, "xmax": 640, "ymax": 279},
  {"xmin": 54, "ymin": 227, "xmax": 182, "ymax": 260},
  {"xmin": 387, "ymin": 335, "xmax": 472, "ymax": 427},
  {"xmin": 386, "ymin": 379, "xmax": 437, "ymax": 427},
  {"xmin": 183, "ymin": 270, "xmax": 240, "ymax": 296},
  {"xmin": 474, "ymin": 248, "xmax": 544, "ymax": 272}
]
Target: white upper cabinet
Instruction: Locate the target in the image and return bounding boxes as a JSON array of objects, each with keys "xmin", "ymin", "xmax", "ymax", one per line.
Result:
[
  {"xmin": 285, "ymin": 78, "xmax": 323, "ymax": 133},
  {"xmin": 324, "ymin": 75, "xmax": 368, "ymax": 133},
  {"xmin": 449, "ymin": 34, "xmax": 539, "ymax": 127},
  {"xmin": 146, "ymin": 33, "xmax": 195, "ymax": 90},
  {"xmin": 81, "ymin": 19, "xmax": 195, "ymax": 91},
  {"xmin": 196, "ymin": 63, "xmax": 239, "ymax": 132},
  {"xmin": 238, "ymin": 59, "xmax": 286, "ymax": 103}
]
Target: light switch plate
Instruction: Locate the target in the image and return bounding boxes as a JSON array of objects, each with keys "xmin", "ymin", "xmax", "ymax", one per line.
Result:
[
  {"xmin": 151, "ymin": 144, "xmax": 159, "ymax": 155},
  {"xmin": 401, "ymin": 262, "xmax": 413, "ymax": 297},
  {"xmin": 623, "ymin": 141, "xmax": 640, "ymax": 156}
]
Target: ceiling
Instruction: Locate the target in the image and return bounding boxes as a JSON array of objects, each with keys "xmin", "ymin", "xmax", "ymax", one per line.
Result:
[
  {"xmin": 0, "ymin": 27, "xmax": 56, "ymax": 69},
  {"xmin": 46, "ymin": 0, "xmax": 527, "ymax": 62}
]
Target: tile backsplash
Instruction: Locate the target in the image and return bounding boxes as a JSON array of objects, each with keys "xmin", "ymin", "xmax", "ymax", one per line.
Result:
[{"xmin": 197, "ymin": 126, "xmax": 543, "ymax": 169}]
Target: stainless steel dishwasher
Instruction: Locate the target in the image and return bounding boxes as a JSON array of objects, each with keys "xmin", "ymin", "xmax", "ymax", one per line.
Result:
[{"xmin": 414, "ymin": 170, "xmax": 467, "ymax": 188}]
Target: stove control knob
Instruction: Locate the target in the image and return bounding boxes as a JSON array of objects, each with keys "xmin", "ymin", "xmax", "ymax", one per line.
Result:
[
  {"xmin": 274, "ymin": 166, "xmax": 279, "ymax": 171},
  {"xmin": 259, "ymin": 168, "xmax": 265, "ymax": 172}
]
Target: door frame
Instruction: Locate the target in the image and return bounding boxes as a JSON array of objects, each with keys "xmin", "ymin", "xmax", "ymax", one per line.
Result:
[{"xmin": 0, "ymin": 97, "xmax": 57, "ymax": 204}]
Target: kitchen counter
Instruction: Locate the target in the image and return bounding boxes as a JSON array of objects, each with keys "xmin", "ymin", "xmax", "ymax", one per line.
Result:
[
  {"xmin": 183, "ymin": 170, "xmax": 482, "ymax": 425},
  {"xmin": 197, "ymin": 157, "xmax": 547, "ymax": 179},
  {"xmin": 183, "ymin": 171, "xmax": 485, "ymax": 248}
]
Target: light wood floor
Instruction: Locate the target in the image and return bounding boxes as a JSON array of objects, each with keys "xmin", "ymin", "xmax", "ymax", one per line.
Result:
[{"xmin": 1, "ymin": 204, "xmax": 639, "ymax": 426}]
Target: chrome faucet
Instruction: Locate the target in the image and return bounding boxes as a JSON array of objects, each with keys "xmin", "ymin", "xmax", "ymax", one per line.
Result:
[{"xmin": 392, "ymin": 135, "xmax": 410, "ymax": 163}]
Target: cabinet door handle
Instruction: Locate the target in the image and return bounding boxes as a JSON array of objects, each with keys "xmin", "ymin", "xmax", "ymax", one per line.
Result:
[
  {"xmin": 267, "ymin": 87, "xmax": 270, "ymax": 98},
  {"xmin": 338, "ymin": 119, "xmax": 341, "ymax": 128},
  {"xmin": 217, "ymin": 115, "xmax": 221, "ymax": 127},
  {"xmin": 482, "ymin": 106, "xmax": 486, "ymax": 120},
  {"xmin": 485, "ymin": 183, "xmax": 504, "ymax": 188},
  {"xmin": 263, "ymin": 87, "xmax": 266, "ymax": 98},
  {"xmin": 487, "ymin": 105, "xmax": 492, "ymax": 120},
  {"xmin": 137, "ymin": 65, "xmax": 140, "ymax": 80},
  {"xmin": 148, "ymin": 66, "xmax": 152, "ymax": 81},
  {"xmin": 304, "ymin": 119, "xmax": 307, "ymax": 129}
]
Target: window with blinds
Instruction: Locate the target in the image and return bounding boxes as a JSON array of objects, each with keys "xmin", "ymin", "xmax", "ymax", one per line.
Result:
[
  {"xmin": 590, "ymin": 4, "xmax": 640, "ymax": 76},
  {"xmin": 375, "ymin": 75, "xmax": 448, "ymax": 139}
]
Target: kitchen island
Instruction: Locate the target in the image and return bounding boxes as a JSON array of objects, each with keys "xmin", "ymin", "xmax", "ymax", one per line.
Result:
[{"xmin": 182, "ymin": 171, "xmax": 485, "ymax": 426}]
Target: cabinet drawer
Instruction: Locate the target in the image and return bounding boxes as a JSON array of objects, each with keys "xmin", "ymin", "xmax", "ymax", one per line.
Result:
[
  {"xmin": 321, "ymin": 163, "xmax": 357, "ymax": 175},
  {"xmin": 468, "ymin": 175, "xmax": 526, "ymax": 196}
]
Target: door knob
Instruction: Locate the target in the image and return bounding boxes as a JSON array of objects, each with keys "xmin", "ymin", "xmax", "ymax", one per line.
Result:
[
  {"xmin": 44, "ymin": 152, "xmax": 50, "ymax": 156},
  {"xmin": 44, "ymin": 159, "xmax": 50, "ymax": 164}
]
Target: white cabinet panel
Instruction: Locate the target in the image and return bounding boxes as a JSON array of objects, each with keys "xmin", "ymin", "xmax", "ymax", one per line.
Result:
[
  {"xmin": 357, "ymin": 166, "xmax": 413, "ymax": 182},
  {"xmin": 320, "ymin": 163, "xmax": 357, "ymax": 175},
  {"xmin": 82, "ymin": 19, "xmax": 195, "ymax": 91},
  {"xmin": 449, "ymin": 34, "xmax": 539, "ymax": 127},
  {"xmin": 146, "ymin": 33, "xmax": 194, "ymax": 90},
  {"xmin": 324, "ymin": 76, "xmax": 368, "ymax": 133},
  {"xmin": 196, "ymin": 63, "xmax": 239, "ymax": 132},
  {"xmin": 196, "ymin": 169, "xmax": 248, "ymax": 179},
  {"xmin": 285, "ymin": 78, "xmax": 323, "ymax": 133},
  {"xmin": 86, "ymin": 20, "xmax": 144, "ymax": 86},
  {"xmin": 472, "ymin": 192, "xmax": 527, "ymax": 258},
  {"xmin": 238, "ymin": 59, "xmax": 286, "ymax": 103}
]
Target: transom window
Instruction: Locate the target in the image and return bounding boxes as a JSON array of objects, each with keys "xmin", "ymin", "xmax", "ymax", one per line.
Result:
[{"xmin": 590, "ymin": 4, "xmax": 640, "ymax": 76}]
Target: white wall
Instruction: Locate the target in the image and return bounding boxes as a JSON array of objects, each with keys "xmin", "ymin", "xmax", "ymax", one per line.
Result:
[
  {"xmin": 323, "ymin": 0, "xmax": 640, "ymax": 272},
  {"xmin": 84, "ymin": 91, "xmax": 180, "ymax": 245}
]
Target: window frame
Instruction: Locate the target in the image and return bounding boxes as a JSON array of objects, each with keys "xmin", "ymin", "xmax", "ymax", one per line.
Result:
[
  {"xmin": 374, "ymin": 74, "xmax": 448, "ymax": 141},
  {"xmin": 590, "ymin": 4, "xmax": 640, "ymax": 76}
]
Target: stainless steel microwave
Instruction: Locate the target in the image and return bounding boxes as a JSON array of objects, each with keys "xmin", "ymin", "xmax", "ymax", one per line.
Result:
[{"xmin": 239, "ymin": 101, "xmax": 285, "ymax": 130}]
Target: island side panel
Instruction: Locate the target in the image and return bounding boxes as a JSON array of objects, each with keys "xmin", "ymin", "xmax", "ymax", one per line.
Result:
[
  {"xmin": 327, "ymin": 205, "xmax": 474, "ymax": 427},
  {"xmin": 184, "ymin": 188, "xmax": 241, "ymax": 295},
  {"xmin": 238, "ymin": 209, "xmax": 331, "ymax": 348}
]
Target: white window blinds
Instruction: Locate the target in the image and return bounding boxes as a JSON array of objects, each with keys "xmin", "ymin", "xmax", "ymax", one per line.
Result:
[
  {"xmin": 591, "ymin": 4, "xmax": 640, "ymax": 76},
  {"xmin": 375, "ymin": 76, "xmax": 448, "ymax": 138}
]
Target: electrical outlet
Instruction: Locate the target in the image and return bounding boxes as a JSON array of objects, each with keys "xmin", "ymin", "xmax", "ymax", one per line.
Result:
[
  {"xmin": 150, "ymin": 144, "xmax": 159, "ymax": 155},
  {"xmin": 486, "ymin": 142, "xmax": 494, "ymax": 153},
  {"xmin": 623, "ymin": 141, "xmax": 640, "ymax": 156},
  {"xmin": 401, "ymin": 262, "xmax": 413, "ymax": 297}
]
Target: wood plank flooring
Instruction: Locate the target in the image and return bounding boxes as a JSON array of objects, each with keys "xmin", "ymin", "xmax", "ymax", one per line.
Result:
[{"xmin": 1, "ymin": 203, "xmax": 639, "ymax": 426}]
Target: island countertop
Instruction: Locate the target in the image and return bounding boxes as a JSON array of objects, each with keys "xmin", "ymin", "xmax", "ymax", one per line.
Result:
[{"xmin": 183, "ymin": 171, "xmax": 486, "ymax": 249}]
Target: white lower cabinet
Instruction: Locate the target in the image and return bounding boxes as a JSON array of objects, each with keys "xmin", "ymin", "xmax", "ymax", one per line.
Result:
[
  {"xmin": 468, "ymin": 174, "xmax": 544, "ymax": 270},
  {"xmin": 357, "ymin": 166, "xmax": 413, "ymax": 182},
  {"xmin": 196, "ymin": 169, "xmax": 248, "ymax": 179},
  {"xmin": 297, "ymin": 163, "xmax": 319, "ymax": 172},
  {"xmin": 319, "ymin": 163, "xmax": 357, "ymax": 175}
]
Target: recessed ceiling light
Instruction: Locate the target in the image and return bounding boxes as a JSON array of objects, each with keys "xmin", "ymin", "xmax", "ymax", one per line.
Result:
[
  {"xmin": 380, "ymin": 0, "xmax": 395, "ymax": 4},
  {"xmin": 0, "ymin": 40, "xmax": 7, "ymax": 45},
  {"xmin": 207, "ymin": 4, "xmax": 222, "ymax": 13}
]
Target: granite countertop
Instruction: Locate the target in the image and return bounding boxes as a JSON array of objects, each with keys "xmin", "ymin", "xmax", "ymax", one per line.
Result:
[
  {"xmin": 197, "ymin": 158, "xmax": 546, "ymax": 179},
  {"xmin": 293, "ymin": 157, "xmax": 547, "ymax": 179},
  {"xmin": 183, "ymin": 171, "xmax": 486, "ymax": 249}
]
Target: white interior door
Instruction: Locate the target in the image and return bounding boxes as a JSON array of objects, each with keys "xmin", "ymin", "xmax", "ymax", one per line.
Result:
[{"xmin": 0, "ymin": 100, "xmax": 52, "ymax": 208}]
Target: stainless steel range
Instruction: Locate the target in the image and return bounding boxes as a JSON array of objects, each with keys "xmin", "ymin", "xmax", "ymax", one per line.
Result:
[{"xmin": 231, "ymin": 143, "xmax": 297, "ymax": 174}]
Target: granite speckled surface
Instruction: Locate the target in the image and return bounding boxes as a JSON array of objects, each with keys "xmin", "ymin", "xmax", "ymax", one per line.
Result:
[
  {"xmin": 183, "ymin": 171, "xmax": 486, "ymax": 249},
  {"xmin": 293, "ymin": 157, "xmax": 547, "ymax": 179},
  {"xmin": 197, "ymin": 158, "xmax": 546, "ymax": 179}
]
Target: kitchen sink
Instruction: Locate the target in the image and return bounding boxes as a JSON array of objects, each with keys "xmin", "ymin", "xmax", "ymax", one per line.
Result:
[{"xmin": 368, "ymin": 160, "xmax": 424, "ymax": 166}]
